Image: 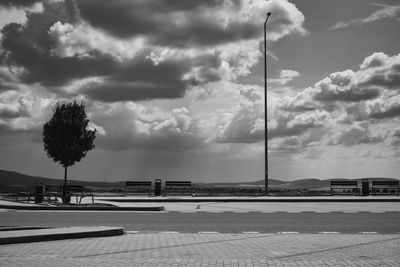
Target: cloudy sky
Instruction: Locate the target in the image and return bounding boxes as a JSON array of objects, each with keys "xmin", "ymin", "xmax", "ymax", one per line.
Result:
[{"xmin": 0, "ymin": 0, "xmax": 399, "ymax": 182}]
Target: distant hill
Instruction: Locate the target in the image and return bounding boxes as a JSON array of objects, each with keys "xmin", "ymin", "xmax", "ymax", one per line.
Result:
[
  {"xmin": 0, "ymin": 169, "xmax": 123, "ymax": 193},
  {"xmin": 0, "ymin": 169, "xmax": 398, "ymax": 193},
  {"xmin": 270, "ymin": 179, "xmax": 330, "ymax": 190},
  {"xmin": 196, "ymin": 179, "xmax": 285, "ymax": 188}
]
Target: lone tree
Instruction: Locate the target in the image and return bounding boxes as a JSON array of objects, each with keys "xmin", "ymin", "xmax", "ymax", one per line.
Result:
[{"xmin": 43, "ymin": 101, "xmax": 96, "ymax": 203}]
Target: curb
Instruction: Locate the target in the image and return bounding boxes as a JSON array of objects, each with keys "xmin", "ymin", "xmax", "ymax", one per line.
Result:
[
  {"xmin": 98, "ymin": 198, "xmax": 400, "ymax": 203},
  {"xmin": 0, "ymin": 204, "xmax": 165, "ymax": 211},
  {"xmin": 0, "ymin": 226, "xmax": 125, "ymax": 245},
  {"xmin": 0, "ymin": 226, "xmax": 48, "ymax": 231}
]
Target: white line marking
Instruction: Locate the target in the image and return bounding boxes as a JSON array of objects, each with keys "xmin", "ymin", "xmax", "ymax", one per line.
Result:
[
  {"xmin": 318, "ymin": 232, "xmax": 339, "ymax": 234},
  {"xmin": 198, "ymin": 231, "xmax": 219, "ymax": 234},
  {"xmin": 159, "ymin": 231, "xmax": 179, "ymax": 234},
  {"xmin": 242, "ymin": 231, "xmax": 259, "ymax": 234},
  {"xmin": 278, "ymin": 232, "xmax": 299, "ymax": 234},
  {"xmin": 359, "ymin": 232, "xmax": 378, "ymax": 234},
  {"xmin": 126, "ymin": 231, "xmax": 140, "ymax": 234}
]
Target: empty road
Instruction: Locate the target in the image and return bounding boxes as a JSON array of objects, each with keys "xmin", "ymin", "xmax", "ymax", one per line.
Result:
[{"xmin": 1, "ymin": 210, "xmax": 400, "ymax": 234}]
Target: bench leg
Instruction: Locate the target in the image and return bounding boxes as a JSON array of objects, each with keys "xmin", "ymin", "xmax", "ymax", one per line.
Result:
[{"xmin": 79, "ymin": 195, "xmax": 94, "ymax": 204}]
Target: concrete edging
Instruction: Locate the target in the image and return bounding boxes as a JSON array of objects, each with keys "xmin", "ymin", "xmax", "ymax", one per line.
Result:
[
  {"xmin": 97, "ymin": 198, "xmax": 400, "ymax": 203},
  {"xmin": 0, "ymin": 226, "xmax": 125, "ymax": 245},
  {"xmin": 0, "ymin": 204, "xmax": 165, "ymax": 211}
]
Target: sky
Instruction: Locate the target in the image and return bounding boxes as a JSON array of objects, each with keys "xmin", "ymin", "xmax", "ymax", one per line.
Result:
[{"xmin": 0, "ymin": 0, "xmax": 400, "ymax": 182}]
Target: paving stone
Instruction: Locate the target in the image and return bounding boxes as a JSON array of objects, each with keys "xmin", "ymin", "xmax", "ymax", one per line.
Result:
[{"xmin": 1, "ymin": 233, "xmax": 400, "ymax": 266}]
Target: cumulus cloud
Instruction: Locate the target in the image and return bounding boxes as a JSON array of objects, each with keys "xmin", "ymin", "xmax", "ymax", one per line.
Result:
[
  {"xmin": 77, "ymin": 0, "xmax": 306, "ymax": 47},
  {"xmin": 0, "ymin": 0, "xmax": 308, "ymax": 104},
  {"xmin": 327, "ymin": 124, "xmax": 385, "ymax": 147},
  {"xmin": 0, "ymin": 66, "xmax": 21, "ymax": 91},
  {"xmin": 0, "ymin": 86, "xmax": 55, "ymax": 138},
  {"xmin": 213, "ymin": 86, "xmax": 264, "ymax": 143},
  {"xmin": 268, "ymin": 110, "xmax": 328, "ymax": 140},
  {"xmin": 90, "ymin": 103, "xmax": 205, "ymax": 151},
  {"xmin": 302, "ymin": 147, "xmax": 324, "ymax": 159},
  {"xmin": 0, "ymin": 0, "xmax": 40, "ymax": 8},
  {"xmin": 0, "ymin": 0, "xmax": 310, "ymax": 155},
  {"xmin": 388, "ymin": 127, "xmax": 400, "ymax": 146},
  {"xmin": 210, "ymin": 81, "xmax": 329, "ymax": 146},
  {"xmin": 332, "ymin": 53, "xmax": 400, "ymax": 123},
  {"xmin": 368, "ymin": 95, "xmax": 400, "ymax": 119},
  {"xmin": 283, "ymin": 52, "xmax": 400, "ymax": 117},
  {"xmin": 201, "ymin": 51, "xmax": 400, "ymax": 159},
  {"xmin": 356, "ymin": 52, "xmax": 400, "ymax": 90},
  {"xmin": 265, "ymin": 0, "xmax": 307, "ymax": 40},
  {"xmin": 279, "ymin": 88, "xmax": 321, "ymax": 112},
  {"xmin": 0, "ymin": 1, "xmax": 120, "ymax": 87},
  {"xmin": 256, "ymin": 52, "xmax": 400, "ymax": 157},
  {"xmin": 329, "ymin": 3, "xmax": 400, "ymax": 31},
  {"xmin": 313, "ymin": 70, "xmax": 380, "ymax": 102},
  {"xmin": 268, "ymin": 69, "xmax": 300, "ymax": 85}
]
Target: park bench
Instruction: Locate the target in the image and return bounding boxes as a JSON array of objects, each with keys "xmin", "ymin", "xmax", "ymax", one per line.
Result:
[
  {"xmin": 165, "ymin": 181, "xmax": 192, "ymax": 196},
  {"xmin": 330, "ymin": 180, "xmax": 359, "ymax": 195},
  {"xmin": 16, "ymin": 183, "xmax": 41, "ymax": 203},
  {"xmin": 44, "ymin": 184, "xmax": 62, "ymax": 203},
  {"xmin": 16, "ymin": 191, "xmax": 34, "ymax": 203},
  {"xmin": 371, "ymin": 180, "xmax": 399, "ymax": 195},
  {"xmin": 124, "ymin": 181, "xmax": 152, "ymax": 196},
  {"xmin": 62, "ymin": 185, "xmax": 94, "ymax": 204}
]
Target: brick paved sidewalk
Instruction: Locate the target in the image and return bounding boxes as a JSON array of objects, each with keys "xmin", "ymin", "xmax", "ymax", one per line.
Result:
[{"xmin": 1, "ymin": 233, "xmax": 400, "ymax": 266}]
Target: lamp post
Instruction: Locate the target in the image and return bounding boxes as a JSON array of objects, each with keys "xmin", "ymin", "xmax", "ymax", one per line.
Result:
[{"xmin": 264, "ymin": 12, "xmax": 271, "ymax": 194}]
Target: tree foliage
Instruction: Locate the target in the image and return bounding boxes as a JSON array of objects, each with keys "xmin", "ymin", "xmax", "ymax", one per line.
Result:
[{"xmin": 43, "ymin": 101, "xmax": 96, "ymax": 168}]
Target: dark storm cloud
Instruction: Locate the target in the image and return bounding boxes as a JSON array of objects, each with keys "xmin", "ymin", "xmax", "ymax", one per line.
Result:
[
  {"xmin": 77, "ymin": 0, "xmax": 258, "ymax": 47},
  {"xmin": 370, "ymin": 105, "xmax": 400, "ymax": 119},
  {"xmin": 0, "ymin": 0, "xmax": 226, "ymax": 101},
  {"xmin": 146, "ymin": 0, "xmax": 241, "ymax": 11},
  {"xmin": 83, "ymin": 52, "xmax": 223, "ymax": 102},
  {"xmin": 0, "ymin": 84, "xmax": 16, "ymax": 91},
  {"xmin": 358, "ymin": 53, "xmax": 400, "ymax": 90},
  {"xmin": 1, "ymin": 23, "xmax": 118, "ymax": 86},
  {"xmin": 0, "ymin": 1, "xmax": 119, "ymax": 87},
  {"xmin": 96, "ymin": 131, "xmax": 203, "ymax": 151},
  {"xmin": 359, "ymin": 69, "xmax": 400, "ymax": 90},
  {"xmin": 328, "ymin": 126, "xmax": 384, "ymax": 147},
  {"xmin": 268, "ymin": 123, "xmax": 315, "ymax": 139},
  {"xmin": 112, "ymin": 54, "xmax": 189, "ymax": 83},
  {"xmin": 313, "ymin": 87, "xmax": 380, "ymax": 102},
  {"xmin": 0, "ymin": 0, "xmax": 40, "ymax": 7},
  {"xmin": 77, "ymin": 0, "xmax": 157, "ymax": 37},
  {"xmin": 84, "ymin": 81, "xmax": 187, "ymax": 102},
  {"xmin": 0, "ymin": 123, "xmax": 42, "ymax": 143},
  {"xmin": 0, "ymin": 107, "xmax": 27, "ymax": 119},
  {"xmin": 152, "ymin": 21, "xmax": 259, "ymax": 48},
  {"xmin": 0, "ymin": 76, "xmax": 18, "ymax": 91}
]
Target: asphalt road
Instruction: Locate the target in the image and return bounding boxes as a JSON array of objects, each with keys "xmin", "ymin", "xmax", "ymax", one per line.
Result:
[{"xmin": 1, "ymin": 211, "xmax": 400, "ymax": 234}]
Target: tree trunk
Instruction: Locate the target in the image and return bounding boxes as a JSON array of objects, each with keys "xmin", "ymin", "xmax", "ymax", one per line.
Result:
[{"xmin": 62, "ymin": 166, "xmax": 69, "ymax": 203}]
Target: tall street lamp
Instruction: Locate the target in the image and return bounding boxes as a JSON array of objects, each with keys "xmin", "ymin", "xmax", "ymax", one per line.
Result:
[{"xmin": 264, "ymin": 12, "xmax": 271, "ymax": 194}]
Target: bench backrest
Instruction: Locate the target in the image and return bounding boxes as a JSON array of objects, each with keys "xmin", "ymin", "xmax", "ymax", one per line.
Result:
[
  {"xmin": 125, "ymin": 181, "xmax": 152, "ymax": 187},
  {"xmin": 330, "ymin": 181, "xmax": 358, "ymax": 186},
  {"xmin": 165, "ymin": 181, "xmax": 191, "ymax": 187},
  {"xmin": 45, "ymin": 184, "xmax": 61, "ymax": 192},
  {"xmin": 372, "ymin": 180, "xmax": 399, "ymax": 186},
  {"xmin": 67, "ymin": 185, "xmax": 85, "ymax": 192}
]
